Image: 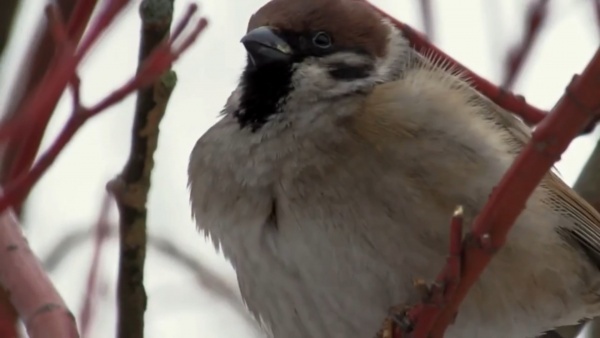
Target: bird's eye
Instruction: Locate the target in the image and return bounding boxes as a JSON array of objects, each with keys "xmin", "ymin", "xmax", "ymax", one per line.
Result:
[{"xmin": 312, "ymin": 32, "xmax": 332, "ymax": 49}]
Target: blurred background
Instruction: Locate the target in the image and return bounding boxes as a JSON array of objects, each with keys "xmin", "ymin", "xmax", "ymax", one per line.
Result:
[{"xmin": 0, "ymin": 0, "xmax": 599, "ymax": 337}]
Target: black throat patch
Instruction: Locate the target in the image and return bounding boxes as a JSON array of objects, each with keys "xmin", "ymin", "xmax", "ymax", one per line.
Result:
[{"xmin": 235, "ymin": 59, "xmax": 294, "ymax": 132}]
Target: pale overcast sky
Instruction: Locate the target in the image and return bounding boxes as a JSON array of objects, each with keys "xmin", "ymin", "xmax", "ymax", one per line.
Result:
[{"xmin": 0, "ymin": 0, "xmax": 599, "ymax": 337}]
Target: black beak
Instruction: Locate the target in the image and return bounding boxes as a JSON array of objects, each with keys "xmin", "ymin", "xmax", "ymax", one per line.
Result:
[{"xmin": 241, "ymin": 26, "xmax": 292, "ymax": 67}]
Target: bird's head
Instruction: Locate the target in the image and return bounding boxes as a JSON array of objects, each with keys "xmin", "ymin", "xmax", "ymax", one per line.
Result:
[{"xmin": 231, "ymin": 0, "xmax": 412, "ymax": 131}]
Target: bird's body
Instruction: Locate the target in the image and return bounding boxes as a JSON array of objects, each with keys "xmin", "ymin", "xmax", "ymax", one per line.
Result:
[{"xmin": 188, "ymin": 1, "xmax": 600, "ymax": 337}]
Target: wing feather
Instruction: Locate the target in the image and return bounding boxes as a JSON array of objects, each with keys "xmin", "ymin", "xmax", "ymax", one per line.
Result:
[{"xmin": 446, "ymin": 68, "xmax": 600, "ymax": 266}]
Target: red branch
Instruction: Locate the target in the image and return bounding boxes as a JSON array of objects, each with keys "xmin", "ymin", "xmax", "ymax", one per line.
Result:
[
  {"xmin": 78, "ymin": 194, "xmax": 113, "ymax": 337},
  {"xmin": 0, "ymin": 4, "xmax": 208, "ymax": 213},
  {"xmin": 397, "ymin": 207, "xmax": 464, "ymax": 337},
  {"xmin": 364, "ymin": 2, "xmax": 600, "ymax": 337},
  {"xmin": 502, "ymin": 0, "xmax": 549, "ymax": 89},
  {"xmin": 0, "ymin": 209, "xmax": 78, "ymax": 338},
  {"xmin": 3, "ymin": 0, "xmax": 99, "ymax": 186},
  {"xmin": 426, "ymin": 46, "xmax": 600, "ymax": 338},
  {"xmin": 66, "ymin": 0, "xmax": 98, "ymax": 42},
  {"xmin": 0, "ymin": 3, "xmax": 206, "ymax": 333}
]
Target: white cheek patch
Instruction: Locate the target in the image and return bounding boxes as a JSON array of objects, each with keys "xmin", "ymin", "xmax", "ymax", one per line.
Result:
[
  {"xmin": 374, "ymin": 19, "xmax": 414, "ymax": 82},
  {"xmin": 259, "ymin": 19, "xmax": 415, "ymax": 127},
  {"xmin": 290, "ymin": 52, "xmax": 376, "ymax": 100},
  {"xmin": 323, "ymin": 51, "xmax": 372, "ymax": 68},
  {"xmin": 290, "ymin": 61, "xmax": 333, "ymax": 99},
  {"xmin": 288, "ymin": 21, "xmax": 412, "ymax": 100}
]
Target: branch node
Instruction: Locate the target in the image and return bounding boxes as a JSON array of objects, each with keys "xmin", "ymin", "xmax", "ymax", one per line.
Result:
[
  {"xmin": 478, "ymin": 233, "xmax": 492, "ymax": 250},
  {"xmin": 140, "ymin": 0, "xmax": 174, "ymax": 28}
]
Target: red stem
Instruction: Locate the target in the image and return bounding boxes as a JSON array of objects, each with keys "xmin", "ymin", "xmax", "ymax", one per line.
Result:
[
  {"xmin": 428, "ymin": 47, "xmax": 600, "ymax": 338},
  {"xmin": 361, "ymin": 2, "xmax": 600, "ymax": 337},
  {"xmin": 66, "ymin": 0, "xmax": 99, "ymax": 43},
  {"xmin": 502, "ymin": 0, "xmax": 549, "ymax": 89},
  {"xmin": 75, "ymin": 0, "xmax": 132, "ymax": 60},
  {"xmin": 0, "ymin": 6, "xmax": 208, "ymax": 213},
  {"xmin": 79, "ymin": 195, "xmax": 112, "ymax": 337},
  {"xmin": 4, "ymin": 1, "xmax": 99, "ymax": 185}
]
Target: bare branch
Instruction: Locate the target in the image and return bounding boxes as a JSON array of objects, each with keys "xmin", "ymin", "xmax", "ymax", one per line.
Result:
[
  {"xmin": 40, "ymin": 227, "xmax": 257, "ymax": 328},
  {"xmin": 0, "ymin": 3, "xmax": 207, "ymax": 213},
  {"xmin": 108, "ymin": 1, "xmax": 178, "ymax": 337},
  {"xmin": 502, "ymin": 0, "xmax": 549, "ymax": 89},
  {"xmin": 1, "ymin": 0, "xmax": 89, "ymax": 187},
  {"xmin": 417, "ymin": 0, "xmax": 433, "ymax": 41},
  {"xmin": 0, "ymin": 209, "xmax": 78, "ymax": 338},
  {"xmin": 365, "ymin": 2, "xmax": 600, "ymax": 336},
  {"xmin": 78, "ymin": 194, "xmax": 113, "ymax": 337}
]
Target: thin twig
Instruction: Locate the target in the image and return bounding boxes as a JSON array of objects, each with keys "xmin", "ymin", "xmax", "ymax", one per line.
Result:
[
  {"xmin": 107, "ymin": 1, "xmax": 178, "ymax": 337},
  {"xmin": 40, "ymin": 226, "xmax": 254, "ymax": 325},
  {"xmin": 66, "ymin": 0, "xmax": 100, "ymax": 43},
  {"xmin": 0, "ymin": 4, "xmax": 207, "ymax": 213},
  {"xmin": 149, "ymin": 236, "xmax": 259, "ymax": 329},
  {"xmin": 78, "ymin": 194, "xmax": 113, "ymax": 337},
  {"xmin": 74, "ymin": 0, "xmax": 132, "ymax": 60},
  {"xmin": 43, "ymin": 229, "xmax": 91, "ymax": 272},
  {"xmin": 502, "ymin": 0, "xmax": 550, "ymax": 89},
  {"xmin": 1, "ymin": 0, "xmax": 90, "ymax": 187},
  {"xmin": 417, "ymin": 0, "xmax": 433, "ymax": 41}
]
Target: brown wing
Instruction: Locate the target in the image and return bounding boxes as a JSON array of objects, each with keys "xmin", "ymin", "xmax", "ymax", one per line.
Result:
[
  {"xmin": 545, "ymin": 173, "xmax": 600, "ymax": 265},
  {"xmin": 405, "ymin": 49, "xmax": 600, "ymax": 265},
  {"xmin": 463, "ymin": 82, "xmax": 600, "ymax": 266}
]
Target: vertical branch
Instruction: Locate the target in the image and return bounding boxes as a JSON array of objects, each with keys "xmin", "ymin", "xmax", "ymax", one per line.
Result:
[
  {"xmin": 78, "ymin": 194, "xmax": 113, "ymax": 337},
  {"xmin": 417, "ymin": 0, "xmax": 433, "ymax": 40},
  {"xmin": 108, "ymin": 1, "xmax": 176, "ymax": 337},
  {"xmin": 428, "ymin": 47, "xmax": 600, "ymax": 337}
]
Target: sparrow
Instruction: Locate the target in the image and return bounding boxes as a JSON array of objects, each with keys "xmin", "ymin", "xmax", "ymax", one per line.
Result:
[{"xmin": 188, "ymin": 0, "xmax": 600, "ymax": 337}]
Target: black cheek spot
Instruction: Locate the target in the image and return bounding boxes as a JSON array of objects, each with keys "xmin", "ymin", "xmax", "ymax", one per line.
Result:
[
  {"xmin": 267, "ymin": 199, "xmax": 278, "ymax": 230},
  {"xmin": 328, "ymin": 63, "xmax": 373, "ymax": 81}
]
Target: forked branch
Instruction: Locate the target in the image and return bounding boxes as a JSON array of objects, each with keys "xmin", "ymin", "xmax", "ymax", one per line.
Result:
[{"xmin": 0, "ymin": 3, "xmax": 207, "ymax": 214}]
